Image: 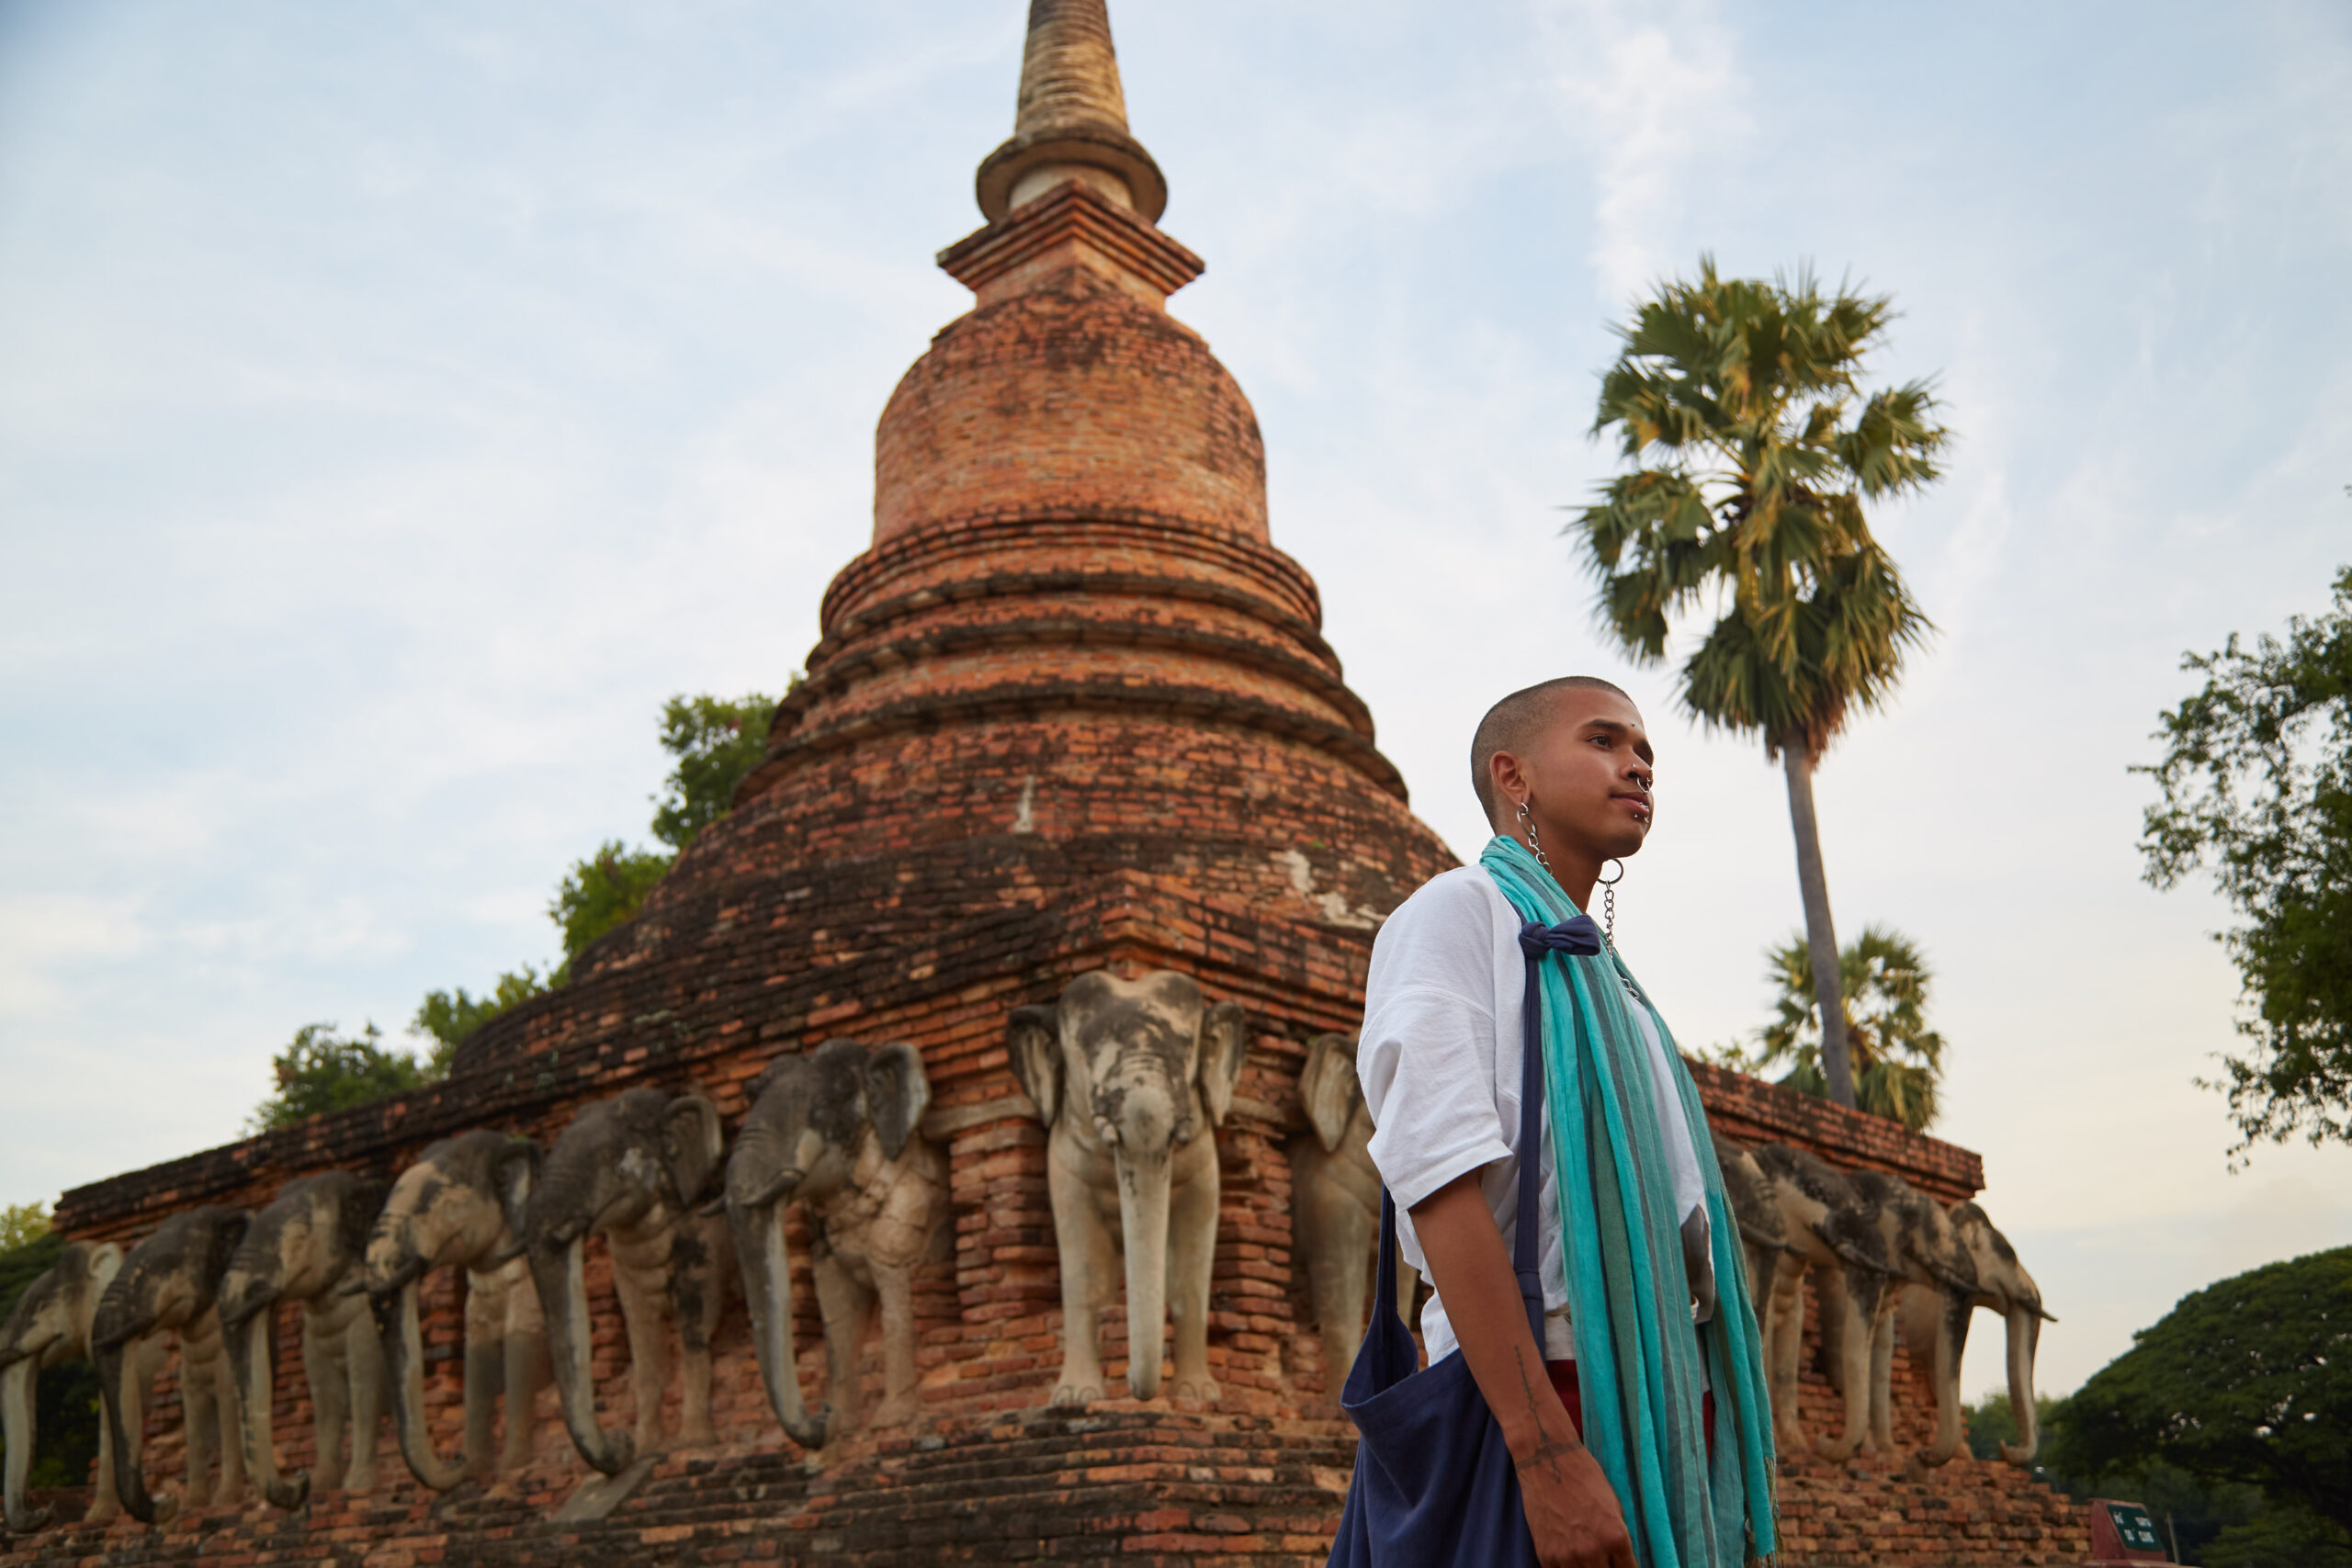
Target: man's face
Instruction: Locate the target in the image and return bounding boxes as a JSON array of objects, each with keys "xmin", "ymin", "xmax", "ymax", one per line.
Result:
[{"xmin": 1499, "ymin": 689, "xmax": 1656, "ymax": 863}]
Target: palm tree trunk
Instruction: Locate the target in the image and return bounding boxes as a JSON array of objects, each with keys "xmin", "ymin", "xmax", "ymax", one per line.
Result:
[{"xmin": 1781, "ymin": 743, "xmax": 1858, "ymax": 1108}]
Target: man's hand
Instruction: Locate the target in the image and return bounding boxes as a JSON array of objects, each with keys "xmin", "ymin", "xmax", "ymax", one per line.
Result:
[
  {"xmin": 1502, "ymin": 1341, "xmax": 1634, "ymax": 1568},
  {"xmin": 1410, "ymin": 1172, "xmax": 1635, "ymax": 1568},
  {"xmin": 1516, "ymin": 1438, "xmax": 1636, "ymax": 1568}
]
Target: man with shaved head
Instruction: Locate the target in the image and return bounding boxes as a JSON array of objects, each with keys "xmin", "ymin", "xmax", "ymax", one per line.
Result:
[{"xmin": 1335, "ymin": 679, "xmax": 1775, "ymax": 1568}]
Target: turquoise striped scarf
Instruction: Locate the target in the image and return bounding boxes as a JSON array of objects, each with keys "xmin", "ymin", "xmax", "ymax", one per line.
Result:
[{"xmin": 1481, "ymin": 835, "xmax": 1778, "ymax": 1567}]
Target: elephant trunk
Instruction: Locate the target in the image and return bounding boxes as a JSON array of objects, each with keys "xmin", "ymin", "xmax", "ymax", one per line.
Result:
[
  {"xmin": 1999, "ymin": 1303, "xmax": 2041, "ymax": 1463},
  {"xmin": 3, "ymin": 1357, "xmax": 52, "ymax": 1534},
  {"xmin": 1116, "ymin": 1148, "xmax": 1173, "ymax": 1401},
  {"xmin": 373, "ymin": 1280, "xmax": 467, "ymax": 1491},
  {"xmin": 729, "ymin": 1198, "xmax": 829, "ymax": 1449},
  {"xmin": 1917, "ymin": 1290, "xmax": 1973, "ymax": 1468},
  {"xmin": 227, "ymin": 1306, "xmax": 306, "ymax": 1510},
  {"xmin": 532, "ymin": 1236, "xmax": 633, "ymax": 1474},
  {"xmin": 95, "ymin": 1339, "xmax": 171, "ymax": 1525}
]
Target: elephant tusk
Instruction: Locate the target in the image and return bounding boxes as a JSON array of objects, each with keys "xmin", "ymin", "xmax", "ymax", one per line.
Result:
[
  {"xmin": 739, "ymin": 1168, "xmax": 803, "ymax": 1212},
  {"xmin": 366, "ymin": 1255, "xmax": 426, "ymax": 1298}
]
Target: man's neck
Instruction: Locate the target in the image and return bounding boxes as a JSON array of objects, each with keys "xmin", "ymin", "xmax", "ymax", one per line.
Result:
[{"xmin": 1505, "ymin": 821, "xmax": 1600, "ymax": 913}]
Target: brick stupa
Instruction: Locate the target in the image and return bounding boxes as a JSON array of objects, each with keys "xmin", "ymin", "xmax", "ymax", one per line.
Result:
[{"xmin": 24, "ymin": 5, "xmax": 2089, "ymax": 1564}]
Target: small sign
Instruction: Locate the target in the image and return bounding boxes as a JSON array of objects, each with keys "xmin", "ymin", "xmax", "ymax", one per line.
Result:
[
  {"xmin": 2087, "ymin": 1497, "xmax": 2170, "ymax": 1562},
  {"xmin": 2106, "ymin": 1503, "xmax": 2163, "ymax": 1551}
]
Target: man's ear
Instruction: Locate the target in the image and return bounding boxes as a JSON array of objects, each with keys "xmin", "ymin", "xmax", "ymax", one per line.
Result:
[{"xmin": 1488, "ymin": 747, "xmax": 1530, "ymax": 818}]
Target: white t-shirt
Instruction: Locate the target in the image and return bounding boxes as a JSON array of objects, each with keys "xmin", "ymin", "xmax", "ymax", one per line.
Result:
[{"xmin": 1358, "ymin": 865, "xmax": 1710, "ymax": 1365}]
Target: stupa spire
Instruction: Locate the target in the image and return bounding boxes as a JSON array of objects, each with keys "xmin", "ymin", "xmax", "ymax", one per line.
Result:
[{"xmin": 975, "ymin": 0, "xmax": 1168, "ymax": 224}]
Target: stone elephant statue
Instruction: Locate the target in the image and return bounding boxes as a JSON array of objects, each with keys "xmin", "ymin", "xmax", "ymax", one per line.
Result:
[
  {"xmin": 1288, "ymin": 1032, "xmax": 1381, "ymax": 1393},
  {"xmin": 1, "ymin": 1240, "xmax": 128, "ymax": 1533},
  {"xmin": 522, "ymin": 1087, "xmax": 731, "ymax": 1475},
  {"xmin": 1008, "ymin": 970, "xmax": 1250, "ymax": 1405},
  {"xmin": 1838, "ymin": 1169, "xmax": 1982, "ymax": 1465},
  {"xmin": 725, "ymin": 1039, "xmax": 948, "ymax": 1450},
  {"xmin": 361, "ymin": 1129, "xmax": 546, "ymax": 1490},
  {"xmin": 1898, "ymin": 1199, "xmax": 2051, "ymax": 1465},
  {"xmin": 1710, "ymin": 1132, "xmax": 1801, "ymax": 1316},
  {"xmin": 1747, "ymin": 1144, "xmax": 1894, "ymax": 1461},
  {"xmin": 91, "ymin": 1204, "xmax": 252, "ymax": 1524},
  {"xmin": 217, "ymin": 1170, "xmax": 390, "ymax": 1508}
]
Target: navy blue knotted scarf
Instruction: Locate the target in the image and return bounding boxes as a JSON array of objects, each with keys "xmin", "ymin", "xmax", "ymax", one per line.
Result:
[{"xmin": 1512, "ymin": 916, "xmax": 1603, "ymax": 1314}]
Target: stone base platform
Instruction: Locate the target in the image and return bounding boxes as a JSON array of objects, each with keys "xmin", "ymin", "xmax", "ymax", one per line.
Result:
[
  {"xmin": 4, "ymin": 1412, "xmax": 2089, "ymax": 1568},
  {"xmin": 0, "ymin": 1411, "xmax": 1356, "ymax": 1568},
  {"xmin": 1773, "ymin": 1453, "xmax": 2091, "ymax": 1567}
]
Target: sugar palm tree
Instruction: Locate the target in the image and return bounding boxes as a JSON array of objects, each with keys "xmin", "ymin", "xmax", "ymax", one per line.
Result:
[
  {"xmin": 1570, "ymin": 257, "xmax": 1946, "ymax": 1109},
  {"xmin": 1754, "ymin": 925, "xmax": 1947, "ymax": 1132}
]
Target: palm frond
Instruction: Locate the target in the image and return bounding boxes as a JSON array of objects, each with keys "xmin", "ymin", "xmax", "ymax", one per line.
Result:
[
  {"xmin": 1750, "ymin": 923, "xmax": 1946, "ymax": 1132},
  {"xmin": 1568, "ymin": 258, "xmax": 1944, "ymax": 762}
]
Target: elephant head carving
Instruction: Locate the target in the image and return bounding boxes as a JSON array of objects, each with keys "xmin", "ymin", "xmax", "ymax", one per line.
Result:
[
  {"xmin": 361, "ymin": 1129, "xmax": 544, "ymax": 1491},
  {"xmin": 218, "ymin": 1170, "xmax": 389, "ymax": 1509},
  {"xmin": 1288, "ymin": 1032, "xmax": 1382, "ymax": 1392},
  {"xmin": 727, "ymin": 1040, "xmax": 947, "ymax": 1449},
  {"xmin": 1747, "ymin": 1142, "xmax": 1894, "ymax": 1461},
  {"xmin": 91, "ymin": 1204, "xmax": 252, "ymax": 1524},
  {"xmin": 2, "ymin": 1240, "xmax": 124, "ymax": 1534},
  {"xmin": 1009, "ymin": 970, "xmax": 1249, "ymax": 1404},
  {"xmin": 1846, "ymin": 1169, "xmax": 1983, "ymax": 1464},
  {"xmin": 1710, "ymin": 1131, "xmax": 1797, "ymax": 1312},
  {"xmin": 1942, "ymin": 1200, "xmax": 2050, "ymax": 1463},
  {"xmin": 523, "ymin": 1087, "xmax": 732, "ymax": 1474}
]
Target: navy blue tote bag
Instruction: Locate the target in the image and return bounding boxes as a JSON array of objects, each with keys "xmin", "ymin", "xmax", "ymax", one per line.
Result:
[{"xmin": 1328, "ymin": 919, "xmax": 1589, "ymax": 1566}]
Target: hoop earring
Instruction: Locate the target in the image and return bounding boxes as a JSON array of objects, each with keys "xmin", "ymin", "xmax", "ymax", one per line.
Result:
[
  {"xmin": 1597, "ymin": 858, "xmax": 1625, "ymax": 946},
  {"xmin": 1516, "ymin": 798, "xmax": 1552, "ymax": 873}
]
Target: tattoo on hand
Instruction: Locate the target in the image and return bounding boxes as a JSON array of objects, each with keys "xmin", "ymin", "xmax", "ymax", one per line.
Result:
[{"xmin": 1510, "ymin": 1344, "xmax": 1584, "ymax": 1483}]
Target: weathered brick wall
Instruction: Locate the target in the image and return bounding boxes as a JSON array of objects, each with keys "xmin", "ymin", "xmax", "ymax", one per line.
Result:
[{"xmin": 1695, "ymin": 1057, "xmax": 1984, "ymax": 1204}]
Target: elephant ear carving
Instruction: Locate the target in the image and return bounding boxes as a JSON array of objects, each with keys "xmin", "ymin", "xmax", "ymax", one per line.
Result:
[
  {"xmin": 207, "ymin": 1210, "xmax": 254, "ymax": 1279},
  {"xmin": 1298, "ymin": 1033, "xmax": 1361, "ymax": 1154},
  {"xmin": 492, "ymin": 1138, "xmax": 541, "ymax": 1237},
  {"xmin": 1006, "ymin": 1005, "xmax": 1063, "ymax": 1127},
  {"xmin": 85, "ymin": 1242, "xmax": 125, "ymax": 1294},
  {"xmin": 338, "ymin": 1175, "xmax": 391, "ymax": 1252},
  {"xmin": 1197, "ymin": 1000, "xmax": 1250, "ymax": 1129},
  {"xmin": 865, "ymin": 1043, "xmax": 932, "ymax": 1161},
  {"xmin": 662, "ymin": 1095, "xmax": 726, "ymax": 1205}
]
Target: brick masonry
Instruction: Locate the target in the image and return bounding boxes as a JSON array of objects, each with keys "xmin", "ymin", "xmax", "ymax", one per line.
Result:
[{"xmin": 15, "ymin": 181, "xmax": 2086, "ymax": 1566}]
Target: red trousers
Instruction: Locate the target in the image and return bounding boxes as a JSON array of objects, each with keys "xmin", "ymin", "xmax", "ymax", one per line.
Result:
[{"xmin": 1546, "ymin": 1360, "xmax": 1714, "ymax": 1459}]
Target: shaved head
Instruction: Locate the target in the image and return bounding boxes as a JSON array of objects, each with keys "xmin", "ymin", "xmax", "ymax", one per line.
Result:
[{"xmin": 1470, "ymin": 676, "xmax": 1634, "ymax": 827}]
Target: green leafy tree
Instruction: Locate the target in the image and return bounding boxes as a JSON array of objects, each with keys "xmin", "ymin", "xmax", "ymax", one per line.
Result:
[
  {"xmin": 248, "ymin": 1022, "xmax": 439, "ymax": 1132},
  {"xmin": 546, "ymin": 691, "xmax": 779, "ymax": 961},
  {"xmin": 0, "ymin": 1201, "xmax": 49, "ymax": 1252},
  {"xmin": 2139, "ymin": 568, "xmax": 2352, "ymax": 1158},
  {"xmin": 1963, "ymin": 1390, "xmax": 2060, "ymax": 1461},
  {"xmin": 1745, "ymin": 924, "xmax": 1948, "ymax": 1131},
  {"xmin": 2049, "ymin": 1247, "xmax": 2352, "ymax": 1541},
  {"xmin": 410, "ymin": 965, "xmax": 550, "ymax": 1067},
  {"xmin": 1571, "ymin": 257, "xmax": 1945, "ymax": 1110},
  {"xmin": 650, "ymin": 693, "xmax": 777, "ymax": 852},
  {"xmin": 550, "ymin": 841, "xmax": 675, "ymax": 961},
  {"xmin": 0, "ymin": 1228, "xmax": 103, "ymax": 1491},
  {"xmin": 2203, "ymin": 1506, "xmax": 2352, "ymax": 1568}
]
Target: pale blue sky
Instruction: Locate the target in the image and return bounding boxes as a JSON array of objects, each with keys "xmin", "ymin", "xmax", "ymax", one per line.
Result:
[{"xmin": 3, "ymin": 1, "xmax": 2348, "ymax": 1401}]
